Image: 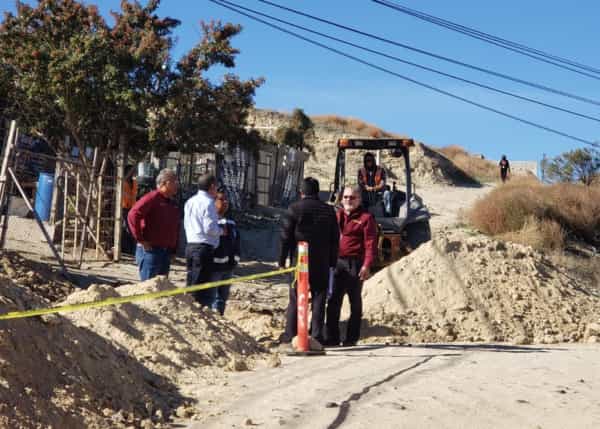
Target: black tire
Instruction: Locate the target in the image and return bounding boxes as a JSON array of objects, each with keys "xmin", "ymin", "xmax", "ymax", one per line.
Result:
[{"xmin": 405, "ymin": 221, "xmax": 431, "ymax": 251}]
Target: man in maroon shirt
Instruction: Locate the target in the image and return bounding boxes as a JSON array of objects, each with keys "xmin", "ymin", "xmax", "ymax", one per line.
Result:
[
  {"xmin": 127, "ymin": 168, "xmax": 180, "ymax": 281},
  {"xmin": 325, "ymin": 185, "xmax": 377, "ymax": 346}
]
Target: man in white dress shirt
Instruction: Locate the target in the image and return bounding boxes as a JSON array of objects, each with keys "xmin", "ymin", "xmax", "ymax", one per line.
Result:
[{"xmin": 184, "ymin": 173, "xmax": 221, "ymax": 306}]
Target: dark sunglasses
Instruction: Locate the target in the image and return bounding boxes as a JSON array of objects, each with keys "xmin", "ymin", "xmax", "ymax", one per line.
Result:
[{"xmin": 342, "ymin": 195, "xmax": 357, "ymax": 200}]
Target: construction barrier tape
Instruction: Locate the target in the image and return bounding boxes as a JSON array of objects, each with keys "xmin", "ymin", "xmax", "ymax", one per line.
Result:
[{"xmin": 0, "ymin": 266, "xmax": 296, "ymax": 321}]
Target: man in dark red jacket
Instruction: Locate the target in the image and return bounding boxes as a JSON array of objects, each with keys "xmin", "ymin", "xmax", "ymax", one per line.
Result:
[
  {"xmin": 127, "ymin": 168, "xmax": 180, "ymax": 281},
  {"xmin": 326, "ymin": 185, "xmax": 377, "ymax": 346}
]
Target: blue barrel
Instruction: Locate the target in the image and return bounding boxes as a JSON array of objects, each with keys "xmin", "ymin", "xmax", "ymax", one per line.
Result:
[{"xmin": 34, "ymin": 172, "xmax": 54, "ymax": 221}]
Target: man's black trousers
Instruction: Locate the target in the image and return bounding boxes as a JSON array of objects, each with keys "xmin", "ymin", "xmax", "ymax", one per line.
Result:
[
  {"xmin": 326, "ymin": 257, "xmax": 364, "ymax": 344},
  {"xmin": 285, "ymin": 280, "xmax": 327, "ymax": 343},
  {"xmin": 185, "ymin": 243, "xmax": 214, "ymax": 304}
]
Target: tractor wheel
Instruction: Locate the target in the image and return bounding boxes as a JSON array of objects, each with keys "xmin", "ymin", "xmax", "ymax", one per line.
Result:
[{"xmin": 404, "ymin": 221, "xmax": 431, "ymax": 252}]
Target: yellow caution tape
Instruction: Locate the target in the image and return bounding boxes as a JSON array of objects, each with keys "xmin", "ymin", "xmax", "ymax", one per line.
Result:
[{"xmin": 0, "ymin": 266, "xmax": 296, "ymax": 321}]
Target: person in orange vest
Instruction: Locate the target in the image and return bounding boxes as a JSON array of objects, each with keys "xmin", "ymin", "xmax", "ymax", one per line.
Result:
[
  {"xmin": 358, "ymin": 152, "xmax": 386, "ymax": 208},
  {"xmin": 121, "ymin": 165, "xmax": 138, "ymax": 254}
]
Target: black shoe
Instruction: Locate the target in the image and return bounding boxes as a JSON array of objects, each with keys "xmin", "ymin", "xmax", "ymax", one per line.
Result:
[
  {"xmin": 341, "ymin": 341, "xmax": 357, "ymax": 347},
  {"xmin": 322, "ymin": 338, "xmax": 341, "ymax": 347}
]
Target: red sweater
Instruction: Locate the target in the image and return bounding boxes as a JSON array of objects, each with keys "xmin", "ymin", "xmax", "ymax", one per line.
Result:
[
  {"xmin": 337, "ymin": 207, "xmax": 377, "ymax": 269},
  {"xmin": 127, "ymin": 190, "xmax": 180, "ymax": 251}
]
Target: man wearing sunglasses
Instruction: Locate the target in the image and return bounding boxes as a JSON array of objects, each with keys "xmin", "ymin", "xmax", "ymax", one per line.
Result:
[{"xmin": 325, "ymin": 186, "xmax": 377, "ymax": 347}]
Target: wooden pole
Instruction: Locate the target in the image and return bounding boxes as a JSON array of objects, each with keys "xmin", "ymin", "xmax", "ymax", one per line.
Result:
[
  {"xmin": 113, "ymin": 136, "xmax": 126, "ymax": 262},
  {"xmin": 0, "ymin": 121, "xmax": 17, "ymax": 208},
  {"xmin": 49, "ymin": 136, "xmax": 69, "ymax": 226},
  {"xmin": 7, "ymin": 167, "xmax": 68, "ymax": 275},
  {"xmin": 76, "ymin": 148, "xmax": 100, "ymax": 267},
  {"xmin": 72, "ymin": 171, "xmax": 80, "ymax": 259},
  {"xmin": 49, "ymin": 161, "xmax": 61, "ymax": 226},
  {"xmin": 0, "ymin": 122, "xmax": 17, "ymax": 249},
  {"xmin": 64, "ymin": 193, "xmax": 108, "ymax": 259},
  {"xmin": 61, "ymin": 170, "xmax": 68, "ymax": 259},
  {"xmin": 95, "ymin": 173, "xmax": 102, "ymax": 259}
]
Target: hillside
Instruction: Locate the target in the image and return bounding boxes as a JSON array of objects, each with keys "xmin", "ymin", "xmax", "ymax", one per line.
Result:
[{"xmin": 247, "ymin": 109, "xmax": 489, "ymax": 188}]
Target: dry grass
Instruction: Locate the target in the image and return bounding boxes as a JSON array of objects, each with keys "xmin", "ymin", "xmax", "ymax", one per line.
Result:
[
  {"xmin": 499, "ymin": 216, "xmax": 565, "ymax": 251},
  {"xmin": 468, "ymin": 178, "xmax": 600, "ymax": 250},
  {"xmin": 312, "ymin": 115, "xmax": 406, "ymax": 138},
  {"xmin": 437, "ymin": 145, "xmax": 498, "ymax": 183}
]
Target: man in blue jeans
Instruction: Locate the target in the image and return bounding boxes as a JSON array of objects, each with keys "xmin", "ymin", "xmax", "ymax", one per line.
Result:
[
  {"xmin": 127, "ymin": 169, "xmax": 180, "ymax": 281},
  {"xmin": 206, "ymin": 189, "xmax": 241, "ymax": 315}
]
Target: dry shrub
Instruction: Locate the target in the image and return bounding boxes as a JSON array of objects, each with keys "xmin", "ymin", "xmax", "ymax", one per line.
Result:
[
  {"xmin": 437, "ymin": 145, "xmax": 498, "ymax": 183},
  {"xmin": 500, "ymin": 216, "xmax": 565, "ymax": 251},
  {"xmin": 312, "ymin": 115, "xmax": 401, "ymax": 138},
  {"xmin": 469, "ymin": 178, "xmax": 600, "ymax": 250}
]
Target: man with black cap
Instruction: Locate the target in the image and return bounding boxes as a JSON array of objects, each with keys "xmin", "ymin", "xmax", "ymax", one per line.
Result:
[
  {"xmin": 279, "ymin": 177, "xmax": 339, "ymax": 346},
  {"xmin": 358, "ymin": 152, "xmax": 386, "ymax": 208}
]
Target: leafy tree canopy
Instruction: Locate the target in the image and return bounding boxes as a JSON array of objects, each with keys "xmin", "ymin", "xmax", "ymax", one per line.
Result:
[
  {"xmin": 274, "ymin": 108, "xmax": 315, "ymax": 155},
  {"xmin": 541, "ymin": 147, "xmax": 600, "ymax": 186},
  {"xmin": 0, "ymin": 0, "xmax": 263, "ymax": 157}
]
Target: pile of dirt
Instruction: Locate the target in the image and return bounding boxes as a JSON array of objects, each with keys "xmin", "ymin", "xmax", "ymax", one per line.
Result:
[
  {"xmin": 61, "ymin": 277, "xmax": 268, "ymax": 392},
  {"xmin": 362, "ymin": 229, "xmax": 600, "ymax": 345},
  {"xmin": 0, "ymin": 278, "xmax": 182, "ymax": 429},
  {"xmin": 0, "ymin": 251, "xmax": 75, "ymax": 301},
  {"xmin": 224, "ymin": 279, "xmax": 290, "ymax": 346}
]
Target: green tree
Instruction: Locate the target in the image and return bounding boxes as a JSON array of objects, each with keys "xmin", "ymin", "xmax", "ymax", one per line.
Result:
[
  {"xmin": 274, "ymin": 108, "xmax": 315, "ymax": 154},
  {"xmin": 542, "ymin": 147, "xmax": 600, "ymax": 186},
  {"xmin": 0, "ymin": 0, "xmax": 262, "ymax": 158}
]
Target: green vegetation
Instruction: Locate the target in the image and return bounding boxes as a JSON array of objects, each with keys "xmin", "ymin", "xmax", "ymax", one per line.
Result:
[
  {"xmin": 274, "ymin": 108, "xmax": 315, "ymax": 154},
  {"xmin": 541, "ymin": 148, "xmax": 600, "ymax": 186},
  {"xmin": 0, "ymin": 0, "xmax": 262, "ymax": 157}
]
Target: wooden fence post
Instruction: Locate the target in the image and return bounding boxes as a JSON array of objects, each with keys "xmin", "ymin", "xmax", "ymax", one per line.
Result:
[{"xmin": 113, "ymin": 136, "xmax": 126, "ymax": 262}]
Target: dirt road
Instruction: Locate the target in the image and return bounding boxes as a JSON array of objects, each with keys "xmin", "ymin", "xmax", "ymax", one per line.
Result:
[
  {"xmin": 416, "ymin": 184, "xmax": 493, "ymax": 230},
  {"xmin": 184, "ymin": 344, "xmax": 600, "ymax": 429}
]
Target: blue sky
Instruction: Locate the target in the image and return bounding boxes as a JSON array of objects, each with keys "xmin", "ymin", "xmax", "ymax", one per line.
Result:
[{"xmin": 4, "ymin": 1, "xmax": 600, "ymax": 161}]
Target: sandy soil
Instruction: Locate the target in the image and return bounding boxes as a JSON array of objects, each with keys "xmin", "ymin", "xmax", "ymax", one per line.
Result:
[
  {"xmin": 183, "ymin": 343, "xmax": 600, "ymax": 429},
  {"xmin": 415, "ymin": 183, "xmax": 494, "ymax": 230},
  {"xmin": 4, "ymin": 183, "xmax": 600, "ymax": 428}
]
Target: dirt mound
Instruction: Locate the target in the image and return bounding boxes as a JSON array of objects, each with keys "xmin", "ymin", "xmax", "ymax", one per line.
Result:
[
  {"xmin": 62, "ymin": 277, "xmax": 267, "ymax": 390},
  {"xmin": 410, "ymin": 143, "xmax": 478, "ymax": 186},
  {"xmin": 0, "ymin": 278, "xmax": 181, "ymax": 429},
  {"xmin": 224, "ymin": 279, "xmax": 290, "ymax": 346},
  {"xmin": 0, "ymin": 251, "xmax": 75, "ymax": 301},
  {"xmin": 362, "ymin": 229, "xmax": 600, "ymax": 344}
]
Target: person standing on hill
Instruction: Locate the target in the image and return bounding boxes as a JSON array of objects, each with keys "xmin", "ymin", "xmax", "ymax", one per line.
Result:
[
  {"xmin": 499, "ymin": 155, "xmax": 511, "ymax": 183},
  {"xmin": 127, "ymin": 168, "xmax": 180, "ymax": 281},
  {"xmin": 279, "ymin": 177, "xmax": 339, "ymax": 346},
  {"xmin": 325, "ymin": 185, "xmax": 377, "ymax": 347}
]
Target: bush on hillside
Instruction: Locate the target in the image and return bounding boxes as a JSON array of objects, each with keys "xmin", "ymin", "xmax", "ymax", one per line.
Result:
[
  {"xmin": 468, "ymin": 178, "xmax": 600, "ymax": 250},
  {"xmin": 437, "ymin": 145, "xmax": 498, "ymax": 183},
  {"xmin": 312, "ymin": 115, "xmax": 399, "ymax": 138}
]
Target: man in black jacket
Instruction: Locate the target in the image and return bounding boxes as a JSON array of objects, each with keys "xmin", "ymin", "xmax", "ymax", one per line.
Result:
[{"xmin": 279, "ymin": 177, "xmax": 339, "ymax": 345}]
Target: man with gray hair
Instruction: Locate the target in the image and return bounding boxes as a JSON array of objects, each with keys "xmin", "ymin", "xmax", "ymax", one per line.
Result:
[
  {"xmin": 325, "ymin": 185, "xmax": 377, "ymax": 347},
  {"xmin": 128, "ymin": 168, "xmax": 180, "ymax": 281}
]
